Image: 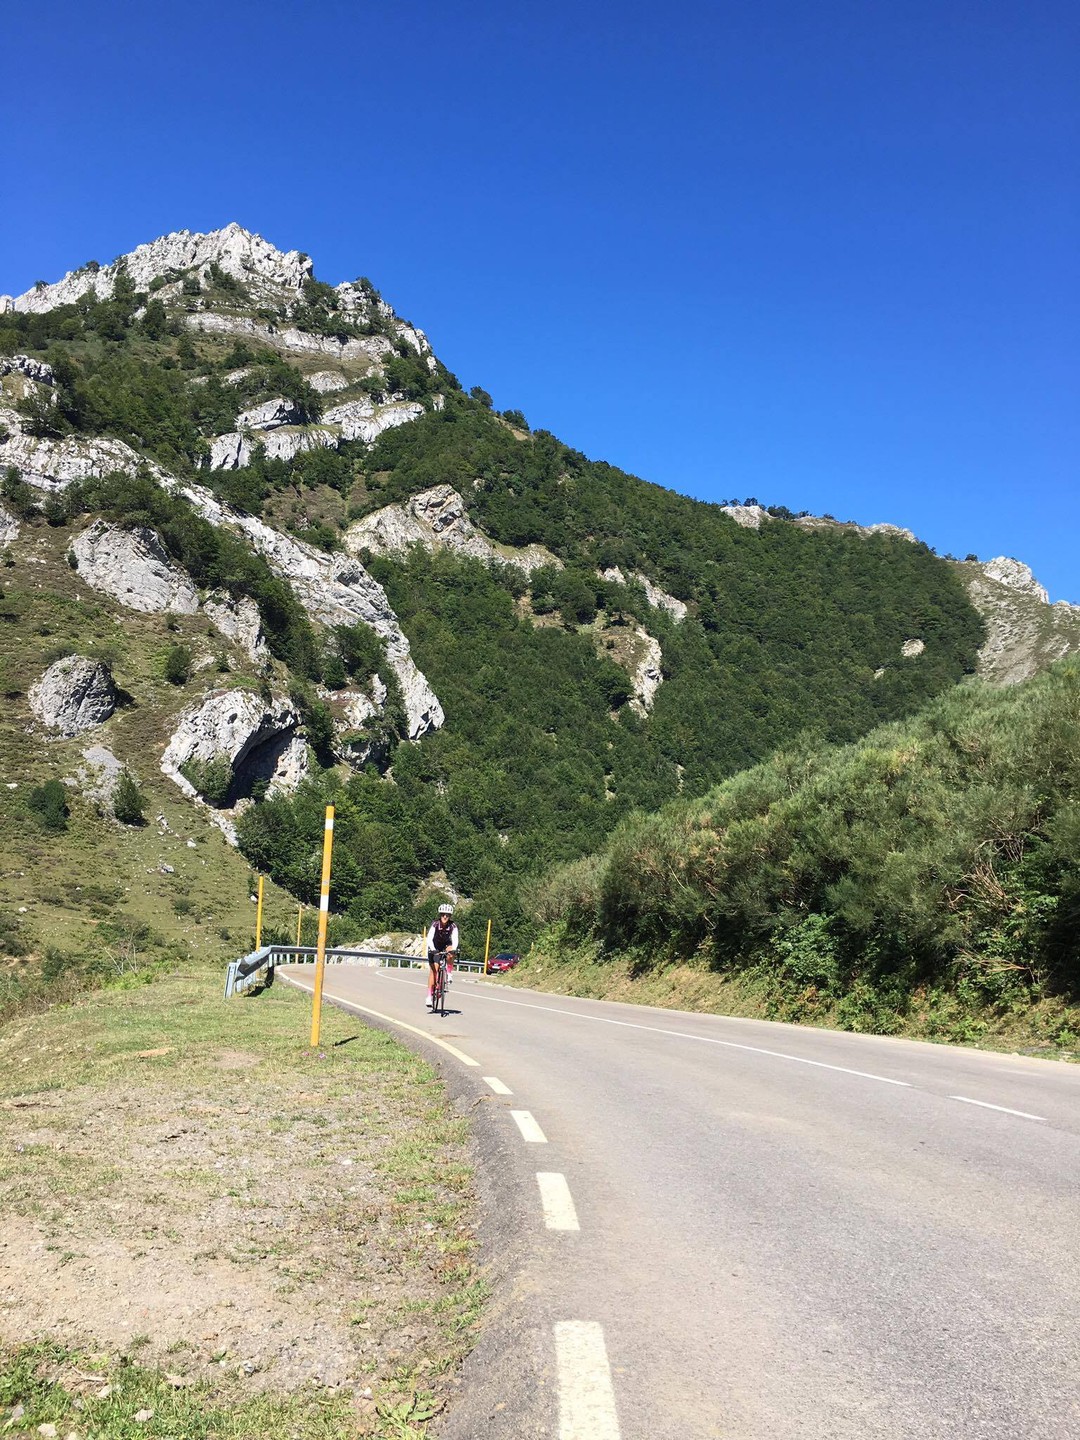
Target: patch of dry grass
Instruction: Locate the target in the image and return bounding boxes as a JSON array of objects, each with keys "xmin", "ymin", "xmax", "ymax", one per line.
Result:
[{"xmin": 0, "ymin": 971, "xmax": 483, "ymax": 1437}]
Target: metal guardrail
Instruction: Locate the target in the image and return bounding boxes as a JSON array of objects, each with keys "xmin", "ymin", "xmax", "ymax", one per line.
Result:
[{"xmin": 224, "ymin": 945, "xmax": 485, "ymax": 999}]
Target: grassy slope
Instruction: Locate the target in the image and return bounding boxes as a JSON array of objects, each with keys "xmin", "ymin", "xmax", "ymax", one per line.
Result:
[
  {"xmin": 0, "ymin": 517, "xmax": 298, "ymax": 1012},
  {"xmin": 0, "ymin": 970, "xmax": 481, "ymax": 1439},
  {"xmin": 511, "ymin": 663, "xmax": 1080, "ymax": 1058},
  {"xmin": 496, "ymin": 942, "xmax": 1080, "ymax": 1058}
]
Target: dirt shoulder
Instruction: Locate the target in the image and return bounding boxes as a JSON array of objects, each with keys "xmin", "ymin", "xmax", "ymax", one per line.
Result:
[{"xmin": 0, "ymin": 970, "xmax": 483, "ymax": 1438}]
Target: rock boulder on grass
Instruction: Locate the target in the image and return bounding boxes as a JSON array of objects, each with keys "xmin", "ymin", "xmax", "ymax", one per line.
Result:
[{"xmin": 29, "ymin": 656, "xmax": 117, "ymax": 736}]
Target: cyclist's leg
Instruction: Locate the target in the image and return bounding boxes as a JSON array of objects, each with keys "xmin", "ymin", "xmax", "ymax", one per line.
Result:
[{"xmin": 426, "ymin": 958, "xmax": 437, "ymax": 1007}]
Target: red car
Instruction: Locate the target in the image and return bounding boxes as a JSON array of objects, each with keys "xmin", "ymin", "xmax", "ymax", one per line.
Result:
[{"xmin": 488, "ymin": 951, "xmax": 521, "ymax": 974}]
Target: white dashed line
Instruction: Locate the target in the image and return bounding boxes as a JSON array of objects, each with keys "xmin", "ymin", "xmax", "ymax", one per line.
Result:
[
  {"xmin": 279, "ymin": 975, "xmax": 480, "ymax": 1066},
  {"xmin": 950, "ymin": 1095, "xmax": 1045, "ymax": 1121},
  {"xmin": 555, "ymin": 1321, "xmax": 620, "ymax": 1440},
  {"xmin": 537, "ymin": 1172, "xmax": 580, "ymax": 1231},
  {"xmin": 483, "ymin": 1076, "xmax": 513, "ymax": 1095},
  {"xmin": 511, "ymin": 1110, "xmax": 548, "ymax": 1143}
]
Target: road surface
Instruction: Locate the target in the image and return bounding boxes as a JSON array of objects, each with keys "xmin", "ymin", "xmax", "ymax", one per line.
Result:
[{"xmin": 278, "ymin": 963, "xmax": 1080, "ymax": 1440}]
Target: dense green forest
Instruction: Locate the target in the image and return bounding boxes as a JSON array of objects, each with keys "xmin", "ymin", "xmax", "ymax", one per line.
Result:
[
  {"xmin": 530, "ymin": 661, "xmax": 1080, "ymax": 1042},
  {"xmin": 2, "ymin": 253, "xmax": 991, "ymax": 955}
]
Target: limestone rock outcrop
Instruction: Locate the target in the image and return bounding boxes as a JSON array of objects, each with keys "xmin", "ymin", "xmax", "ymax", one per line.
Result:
[
  {"xmin": 0, "ymin": 429, "xmax": 152, "ymax": 494},
  {"xmin": 321, "ymin": 678, "xmax": 392, "ymax": 768},
  {"xmin": 346, "ymin": 484, "xmax": 558, "ymax": 576},
  {"xmin": 206, "ymin": 397, "xmax": 424, "ymax": 471},
  {"xmin": 11, "ymin": 224, "xmax": 313, "ymax": 314},
  {"xmin": 721, "ymin": 504, "xmax": 771, "ymax": 529},
  {"xmin": 186, "ymin": 311, "xmax": 394, "ymax": 365},
  {"xmin": 962, "ymin": 557, "xmax": 1080, "ymax": 686},
  {"xmin": 29, "ymin": 656, "xmax": 117, "ymax": 736},
  {"xmin": 307, "ymin": 370, "xmax": 350, "ymax": 394},
  {"xmin": 0, "ymin": 503, "xmax": 19, "ymax": 547},
  {"xmin": 180, "ymin": 483, "xmax": 443, "ymax": 742},
  {"xmin": 322, "ymin": 396, "xmax": 425, "ymax": 444},
  {"xmin": 160, "ymin": 689, "xmax": 306, "ymax": 806},
  {"xmin": 235, "ymin": 397, "xmax": 299, "ymax": 431},
  {"xmin": 980, "ymin": 557, "xmax": 1050, "ymax": 603},
  {"xmin": 76, "ymin": 745, "xmax": 125, "ymax": 810},
  {"xmin": 600, "ymin": 567, "xmax": 687, "ymax": 623},
  {"xmin": 629, "ymin": 629, "xmax": 664, "ymax": 715},
  {"xmin": 72, "ymin": 522, "xmax": 200, "ymax": 614},
  {"xmin": 203, "ymin": 592, "xmax": 268, "ymax": 662},
  {"xmin": 900, "ymin": 638, "xmax": 926, "ymax": 658},
  {"xmin": 791, "ymin": 514, "xmax": 916, "ymax": 543},
  {"xmin": 0, "ymin": 355, "xmax": 55, "ymax": 385},
  {"xmin": 864, "ymin": 522, "xmax": 917, "ymax": 542},
  {"xmin": 208, "ymin": 425, "xmax": 335, "ymax": 470}
]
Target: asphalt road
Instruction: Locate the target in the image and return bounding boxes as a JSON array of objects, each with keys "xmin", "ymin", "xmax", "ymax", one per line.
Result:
[{"xmin": 278, "ymin": 964, "xmax": 1080, "ymax": 1440}]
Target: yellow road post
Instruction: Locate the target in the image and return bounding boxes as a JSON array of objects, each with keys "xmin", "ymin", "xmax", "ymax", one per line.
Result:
[
  {"xmin": 296, "ymin": 903, "xmax": 304, "ymax": 948},
  {"xmin": 483, "ymin": 917, "xmax": 493, "ymax": 975},
  {"xmin": 309, "ymin": 805, "xmax": 336, "ymax": 1048},
  {"xmin": 255, "ymin": 874, "xmax": 265, "ymax": 950}
]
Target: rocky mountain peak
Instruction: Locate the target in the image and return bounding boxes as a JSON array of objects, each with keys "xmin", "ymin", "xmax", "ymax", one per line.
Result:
[
  {"xmin": 3, "ymin": 223, "xmax": 314, "ymax": 315},
  {"xmin": 979, "ymin": 556, "xmax": 1050, "ymax": 604}
]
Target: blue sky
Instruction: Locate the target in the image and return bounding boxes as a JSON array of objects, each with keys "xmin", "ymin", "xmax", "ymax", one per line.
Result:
[{"xmin": 5, "ymin": 0, "xmax": 1077, "ymax": 598}]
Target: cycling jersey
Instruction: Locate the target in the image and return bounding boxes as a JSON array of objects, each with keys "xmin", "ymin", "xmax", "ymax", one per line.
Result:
[{"xmin": 425, "ymin": 920, "xmax": 459, "ymax": 956}]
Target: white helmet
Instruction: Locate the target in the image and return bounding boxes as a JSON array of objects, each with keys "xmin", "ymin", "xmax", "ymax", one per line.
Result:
[{"xmin": 437, "ymin": 903, "xmax": 454, "ymax": 916}]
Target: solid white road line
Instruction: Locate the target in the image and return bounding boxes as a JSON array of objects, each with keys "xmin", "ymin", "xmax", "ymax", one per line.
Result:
[
  {"xmin": 279, "ymin": 974, "xmax": 481, "ymax": 1067},
  {"xmin": 511, "ymin": 1110, "xmax": 548, "ymax": 1143},
  {"xmin": 483, "ymin": 1075, "xmax": 513, "ymax": 1094},
  {"xmin": 555, "ymin": 1321, "xmax": 620, "ymax": 1440},
  {"xmin": 377, "ymin": 971, "xmax": 911, "ymax": 1087},
  {"xmin": 950, "ymin": 1095, "xmax": 1045, "ymax": 1121},
  {"xmin": 537, "ymin": 1172, "xmax": 580, "ymax": 1231}
]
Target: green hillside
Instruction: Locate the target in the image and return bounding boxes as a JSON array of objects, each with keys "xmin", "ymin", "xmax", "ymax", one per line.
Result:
[
  {"xmin": 0, "ymin": 228, "xmax": 994, "ymax": 982},
  {"xmin": 527, "ymin": 660, "xmax": 1080, "ymax": 1050}
]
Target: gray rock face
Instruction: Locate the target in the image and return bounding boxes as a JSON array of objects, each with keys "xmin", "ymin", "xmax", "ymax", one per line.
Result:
[
  {"xmin": 323, "ymin": 677, "xmax": 391, "ymax": 768},
  {"xmin": 0, "ymin": 503, "xmax": 19, "ymax": 547},
  {"xmin": 601, "ymin": 567, "xmax": 687, "ymax": 623},
  {"xmin": 962, "ymin": 557, "xmax": 1080, "ymax": 685},
  {"xmin": 980, "ymin": 556, "xmax": 1050, "ymax": 603},
  {"xmin": 0, "ymin": 429, "xmax": 151, "ymax": 494},
  {"xmin": 206, "ymin": 397, "xmax": 423, "ymax": 471},
  {"xmin": 346, "ymin": 484, "xmax": 558, "ymax": 576},
  {"xmin": 160, "ymin": 688, "xmax": 307, "ymax": 806},
  {"xmin": 29, "ymin": 656, "xmax": 117, "ymax": 736},
  {"xmin": 203, "ymin": 592, "xmax": 268, "ymax": 662},
  {"xmin": 180, "ymin": 483, "xmax": 444, "ymax": 743},
  {"xmin": 11, "ymin": 224, "xmax": 313, "ymax": 314},
  {"xmin": 322, "ymin": 396, "xmax": 425, "ymax": 443},
  {"xmin": 208, "ymin": 424, "xmax": 335, "ymax": 470},
  {"xmin": 722, "ymin": 505, "xmax": 771, "ymax": 529},
  {"xmin": 307, "ymin": 370, "xmax": 350, "ymax": 394},
  {"xmin": 72, "ymin": 522, "xmax": 200, "ymax": 614},
  {"xmin": 76, "ymin": 745, "xmax": 125, "ymax": 809},
  {"xmin": 235, "ymin": 396, "xmax": 299, "ymax": 431},
  {"xmin": 186, "ymin": 311, "xmax": 393, "ymax": 364},
  {"xmin": 791, "ymin": 515, "xmax": 916, "ymax": 543},
  {"xmin": 629, "ymin": 628, "xmax": 664, "ymax": 715},
  {"xmin": 0, "ymin": 355, "xmax": 55, "ymax": 385},
  {"xmin": 901, "ymin": 638, "xmax": 926, "ymax": 658},
  {"xmin": 864, "ymin": 522, "xmax": 917, "ymax": 542}
]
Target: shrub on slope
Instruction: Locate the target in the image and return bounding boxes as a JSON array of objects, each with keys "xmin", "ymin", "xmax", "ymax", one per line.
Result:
[{"xmin": 534, "ymin": 661, "xmax": 1080, "ymax": 1027}]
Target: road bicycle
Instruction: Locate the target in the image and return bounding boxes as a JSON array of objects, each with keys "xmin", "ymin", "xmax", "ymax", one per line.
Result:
[{"xmin": 429, "ymin": 950, "xmax": 450, "ymax": 1017}]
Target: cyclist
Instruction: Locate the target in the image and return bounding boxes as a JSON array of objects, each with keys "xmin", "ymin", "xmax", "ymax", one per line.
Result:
[{"xmin": 424, "ymin": 903, "xmax": 458, "ymax": 1010}]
